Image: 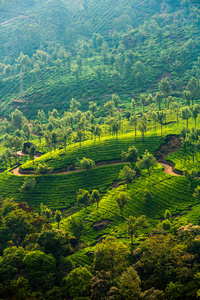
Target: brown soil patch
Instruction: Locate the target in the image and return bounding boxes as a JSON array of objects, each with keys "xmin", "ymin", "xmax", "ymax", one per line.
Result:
[
  {"xmin": 156, "ymin": 135, "xmax": 182, "ymax": 161},
  {"xmin": 93, "ymin": 220, "xmax": 112, "ymax": 231},
  {"xmin": 156, "ymin": 135, "xmax": 183, "ymax": 176}
]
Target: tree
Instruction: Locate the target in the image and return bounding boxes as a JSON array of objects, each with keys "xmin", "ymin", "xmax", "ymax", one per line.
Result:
[
  {"xmin": 184, "ymin": 169, "xmax": 197, "ymax": 193},
  {"xmin": 93, "ymin": 236, "xmax": 130, "ymax": 278},
  {"xmin": 115, "ymin": 191, "xmax": 131, "ymax": 218},
  {"xmin": 27, "ymin": 144, "xmax": 36, "ymax": 165},
  {"xmin": 22, "ymin": 124, "xmax": 30, "ymax": 141},
  {"xmin": 131, "ymin": 99, "xmax": 136, "ymax": 114},
  {"xmin": 72, "ymin": 65, "xmax": 80, "ymax": 83},
  {"xmin": 37, "ymin": 110, "xmax": 45, "ymax": 124},
  {"xmin": 37, "ymin": 230, "xmax": 70, "ymax": 262},
  {"xmin": 190, "ymin": 104, "xmax": 200, "ymax": 127},
  {"xmin": 126, "ymin": 215, "xmax": 148, "ymax": 244},
  {"xmin": 112, "ymin": 94, "xmax": 121, "ymax": 108},
  {"xmin": 136, "ymin": 150, "xmax": 156, "ymax": 176},
  {"xmin": 157, "ymin": 111, "xmax": 165, "ymax": 135},
  {"xmin": 140, "ymin": 95, "xmax": 146, "ymax": 113},
  {"xmin": 186, "ymin": 77, "xmax": 200, "ymax": 105},
  {"xmin": 77, "ymin": 130, "xmax": 84, "ymax": 148},
  {"xmin": 70, "ymin": 98, "xmax": 81, "ymax": 113},
  {"xmin": 173, "ymin": 102, "xmax": 182, "ymax": 123},
  {"xmin": 0, "ymin": 151, "xmax": 8, "ymax": 169},
  {"xmin": 5, "ymin": 148, "xmax": 13, "ymax": 167},
  {"xmin": 91, "ymin": 189, "xmax": 101, "ymax": 209},
  {"xmin": 19, "ymin": 177, "xmax": 36, "ymax": 200},
  {"xmin": 34, "ymin": 163, "xmax": 52, "ymax": 183},
  {"xmin": 54, "ymin": 210, "xmax": 62, "ymax": 229},
  {"xmin": 23, "ymin": 250, "xmax": 56, "ymax": 288},
  {"xmin": 122, "ymin": 146, "xmax": 138, "ymax": 169},
  {"xmin": 139, "ymin": 121, "xmax": 147, "ymax": 142},
  {"xmin": 193, "ymin": 186, "xmax": 200, "ymax": 202},
  {"xmin": 11, "ymin": 109, "xmax": 25, "ymax": 130},
  {"xmin": 159, "ymin": 78, "xmax": 171, "ymax": 108},
  {"xmin": 110, "ymin": 118, "xmax": 121, "ymax": 140},
  {"xmin": 119, "ymin": 166, "xmax": 136, "ymax": 189},
  {"xmin": 94, "ymin": 124, "xmax": 102, "ymax": 142},
  {"xmin": 68, "ymin": 216, "xmax": 85, "ymax": 242},
  {"xmin": 89, "ymin": 101, "xmax": 98, "ymax": 113},
  {"xmin": 155, "ymin": 92, "xmax": 163, "ymax": 111},
  {"xmin": 76, "ymin": 189, "xmax": 90, "ymax": 208},
  {"xmin": 62, "ymin": 267, "xmax": 92, "ymax": 299},
  {"xmin": 181, "ymin": 107, "xmax": 191, "ymax": 129},
  {"xmin": 152, "ymin": 111, "xmax": 158, "ymax": 131},
  {"xmin": 90, "ymin": 271, "xmax": 111, "ymax": 300},
  {"xmin": 76, "ymin": 157, "xmax": 95, "ymax": 181},
  {"xmin": 104, "ymin": 101, "xmax": 116, "ymax": 117},
  {"xmin": 129, "ymin": 114, "xmax": 138, "ymax": 137},
  {"xmin": 119, "ymin": 266, "xmax": 141, "ymax": 300},
  {"xmin": 112, "ymin": 70, "xmax": 121, "ymax": 91},
  {"xmin": 50, "ymin": 131, "xmax": 58, "ymax": 150}
]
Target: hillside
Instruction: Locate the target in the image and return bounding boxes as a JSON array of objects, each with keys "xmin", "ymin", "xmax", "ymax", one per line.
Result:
[
  {"xmin": 0, "ymin": 0, "xmax": 200, "ymax": 119},
  {"xmin": 1, "ymin": 0, "xmax": 200, "ymax": 299}
]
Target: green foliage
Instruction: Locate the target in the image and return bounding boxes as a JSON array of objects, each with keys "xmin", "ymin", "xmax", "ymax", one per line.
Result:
[
  {"xmin": 136, "ymin": 150, "xmax": 156, "ymax": 176},
  {"xmin": 122, "ymin": 145, "xmax": 138, "ymax": 168},
  {"xmin": 126, "ymin": 215, "xmax": 148, "ymax": 244},
  {"xmin": 119, "ymin": 165, "xmax": 136, "ymax": 188},
  {"xmin": 119, "ymin": 266, "xmax": 141, "ymax": 300},
  {"xmin": 23, "ymin": 250, "xmax": 56, "ymax": 287},
  {"xmin": 19, "ymin": 177, "xmax": 36, "ymax": 200},
  {"xmin": 62, "ymin": 267, "xmax": 92, "ymax": 299},
  {"xmin": 115, "ymin": 191, "xmax": 131, "ymax": 218},
  {"xmin": 54, "ymin": 210, "xmax": 62, "ymax": 229},
  {"xmin": 93, "ymin": 236, "xmax": 130, "ymax": 277},
  {"xmin": 68, "ymin": 217, "xmax": 85, "ymax": 242},
  {"xmin": 76, "ymin": 189, "xmax": 90, "ymax": 208}
]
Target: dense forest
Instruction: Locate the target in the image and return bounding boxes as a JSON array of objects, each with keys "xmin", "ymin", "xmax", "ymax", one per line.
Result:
[{"xmin": 1, "ymin": 0, "xmax": 200, "ymax": 299}]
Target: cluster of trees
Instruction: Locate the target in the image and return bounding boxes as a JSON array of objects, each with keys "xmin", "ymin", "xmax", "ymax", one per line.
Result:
[
  {"xmin": 1, "ymin": 76, "xmax": 199, "ymax": 170},
  {"xmin": 1, "ymin": 0, "xmax": 200, "ymax": 122},
  {"xmin": 1, "ymin": 195, "xmax": 200, "ymax": 299}
]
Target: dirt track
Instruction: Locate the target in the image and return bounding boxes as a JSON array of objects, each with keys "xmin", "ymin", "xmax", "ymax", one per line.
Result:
[
  {"xmin": 11, "ymin": 162, "xmax": 128, "ymax": 176},
  {"xmin": 157, "ymin": 162, "xmax": 183, "ymax": 176},
  {"xmin": 10, "ymin": 135, "xmax": 183, "ymax": 177}
]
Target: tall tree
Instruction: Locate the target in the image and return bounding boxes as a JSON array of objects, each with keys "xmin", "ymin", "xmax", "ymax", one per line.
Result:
[
  {"xmin": 76, "ymin": 189, "xmax": 90, "ymax": 208},
  {"xmin": 93, "ymin": 236, "xmax": 130, "ymax": 278},
  {"xmin": 76, "ymin": 157, "xmax": 95, "ymax": 181},
  {"xmin": 136, "ymin": 150, "xmax": 156, "ymax": 176},
  {"xmin": 157, "ymin": 111, "xmax": 165, "ymax": 135},
  {"xmin": 190, "ymin": 104, "xmax": 200, "ymax": 127},
  {"xmin": 119, "ymin": 166, "xmax": 136, "ymax": 189},
  {"xmin": 129, "ymin": 114, "xmax": 138, "ymax": 137},
  {"xmin": 126, "ymin": 215, "xmax": 148, "ymax": 244},
  {"xmin": 181, "ymin": 107, "xmax": 191, "ymax": 129},
  {"xmin": 184, "ymin": 169, "xmax": 197, "ymax": 193},
  {"xmin": 19, "ymin": 177, "xmax": 36, "ymax": 200},
  {"xmin": 34, "ymin": 163, "xmax": 52, "ymax": 183},
  {"xmin": 155, "ymin": 92, "xmax": 163, "ymax": 111},
  {"xmin": 115, "ymin": 191, "xmax": 131, "ymax": 218},
  {"xmin": 122, "ymin": 146, "xmax": 138, "ymax": 169},
  {"xmin": 91, "ymin": 189, "xmax": 101, "ymax": 210},
  {"xmin": 54, "ymin": 210, "xmax": 62, "ymax": 229},
  {"xmin": 159, "ymin": 78, "xmax": 171, "ymax": 108}
]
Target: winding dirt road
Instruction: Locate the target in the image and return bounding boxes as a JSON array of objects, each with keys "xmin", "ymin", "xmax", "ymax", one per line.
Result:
[
  {"xmin": 11, "ymin": 161, "xmax": 128, "ymax": 176},
  {"xmin": 10, "ymin": 135, "xmax": 183, "ymax": 177},
  {"xmin": 157, "ymin": 162, "xmax": 183, "ymax": 176}
]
